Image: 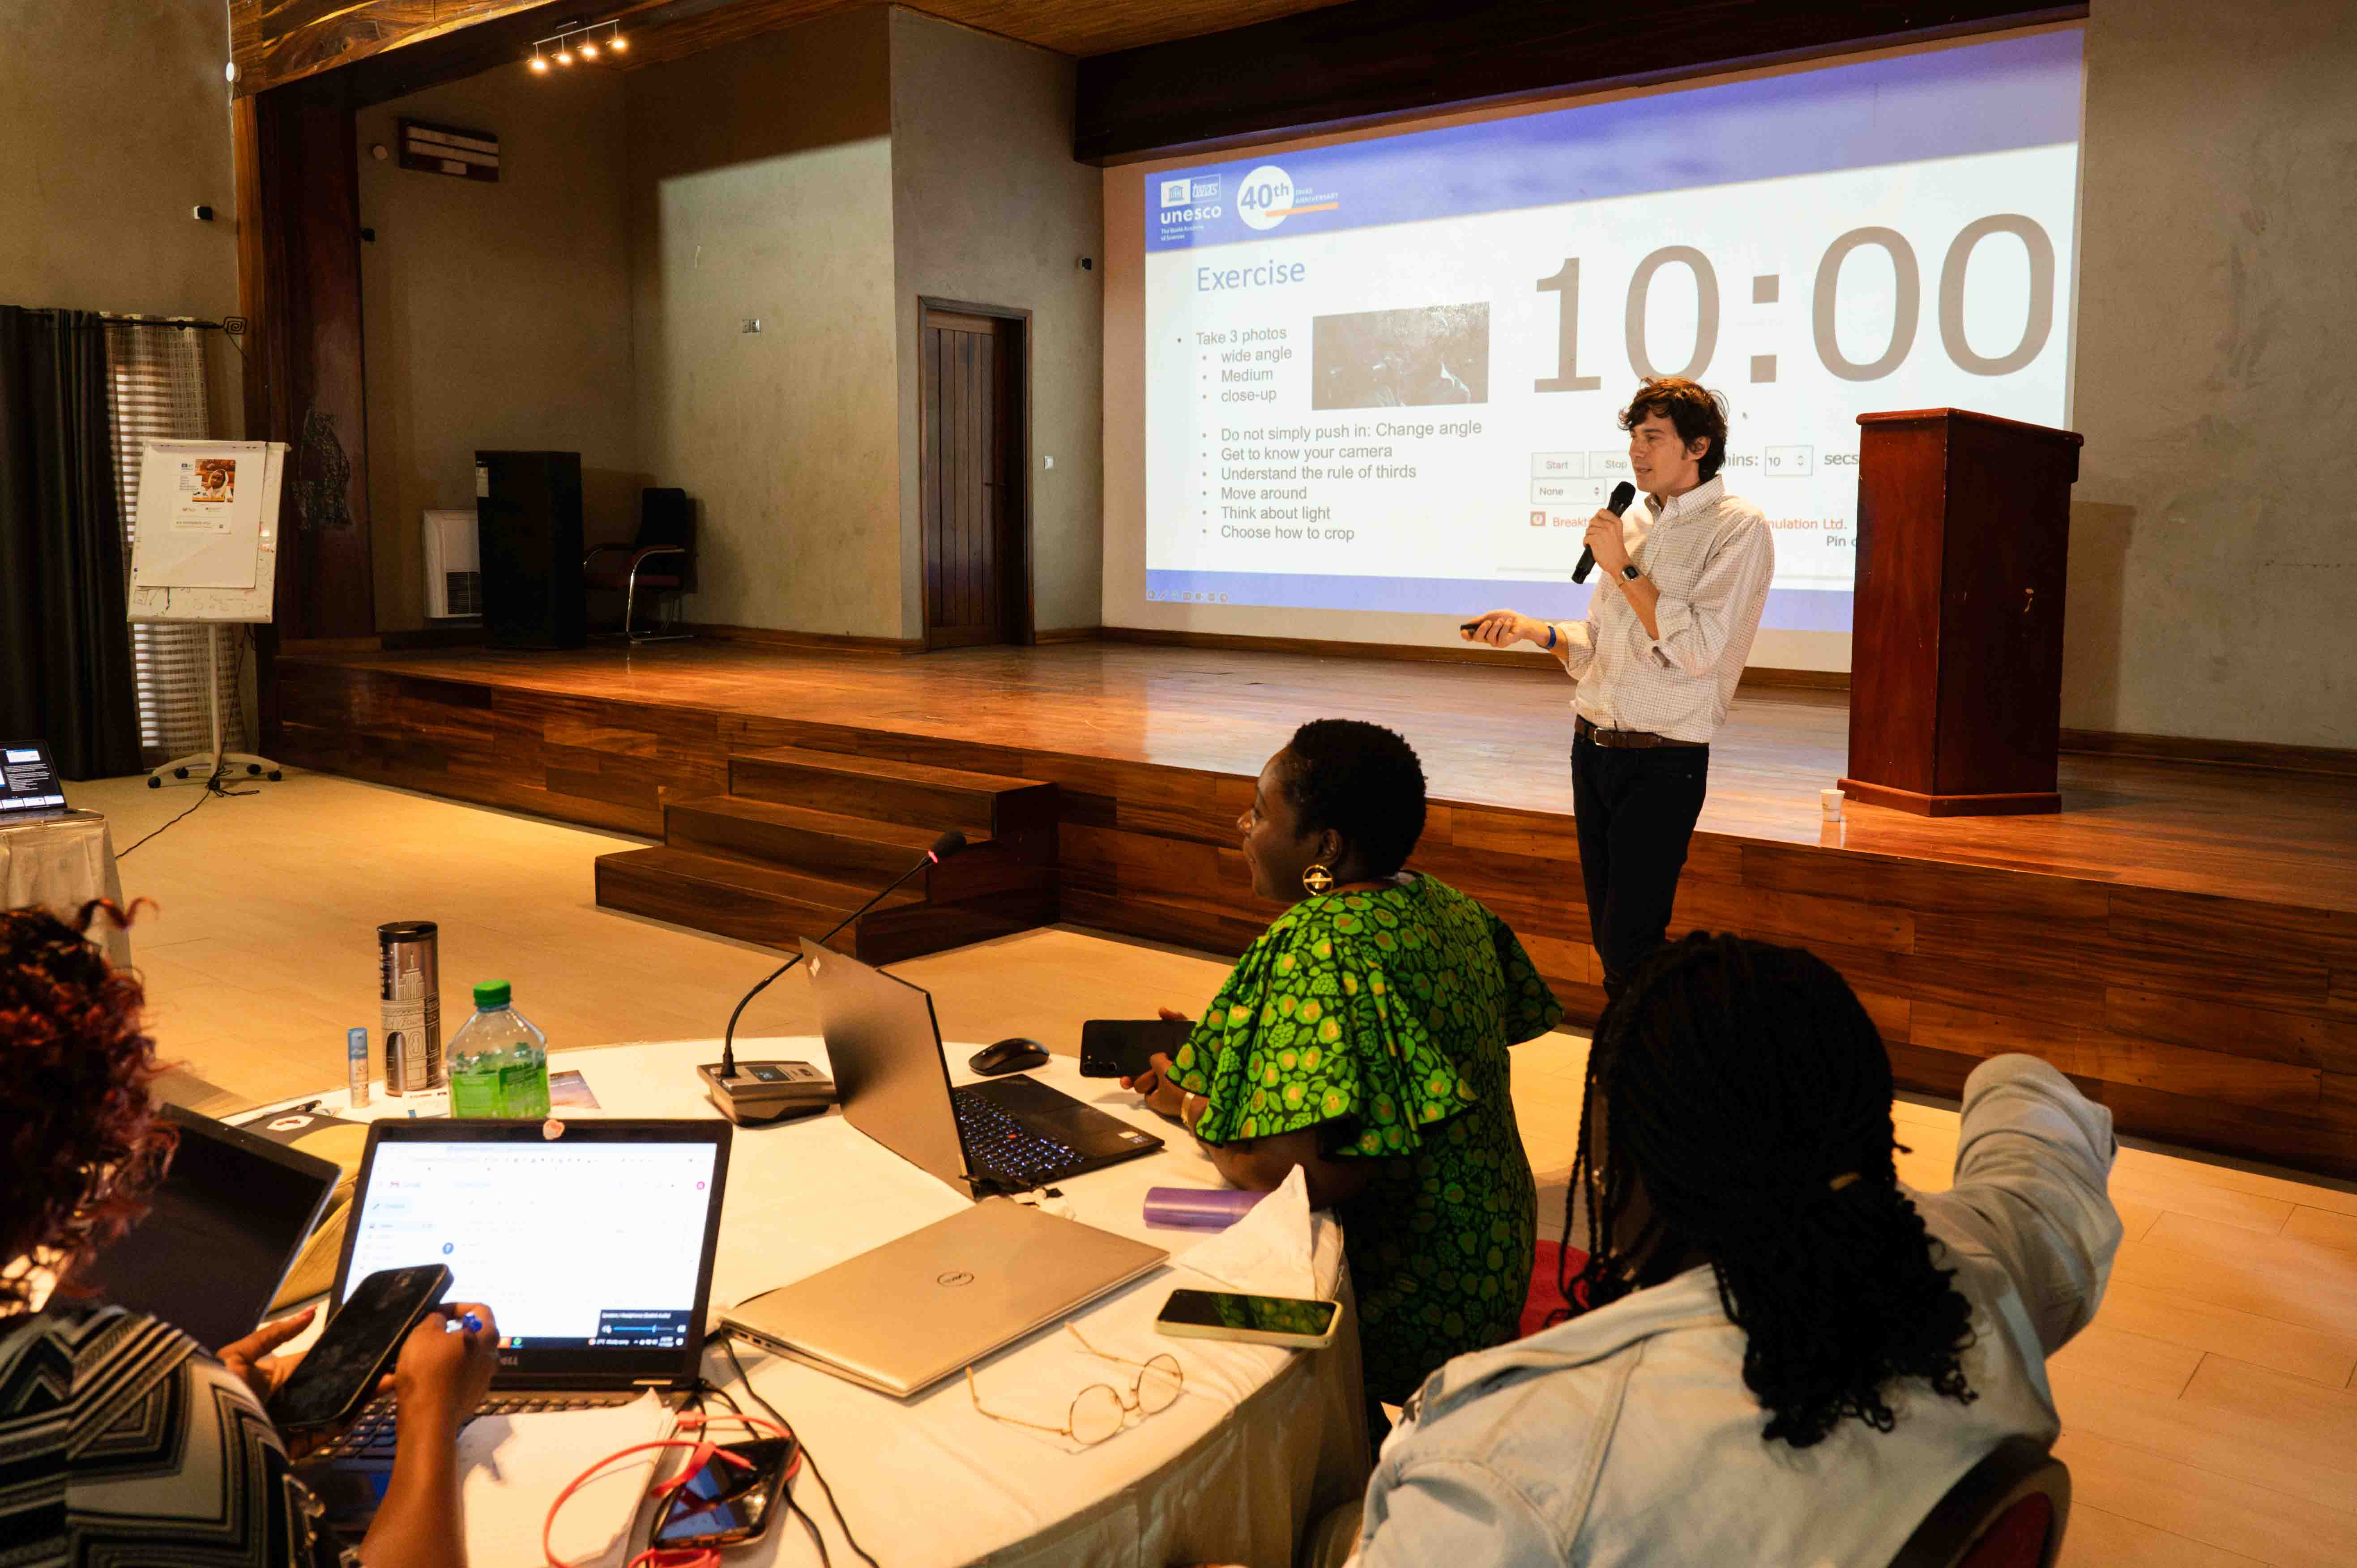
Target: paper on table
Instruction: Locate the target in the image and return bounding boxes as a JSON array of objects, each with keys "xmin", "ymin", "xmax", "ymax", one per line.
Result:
[
  {"xmin": 457, "ymin": 1390, "xmax": 672, "ymax": 1568},
  {"xmin": 1177, "ymin": 1166, "xmax": 1321, "ymax": 1299}
]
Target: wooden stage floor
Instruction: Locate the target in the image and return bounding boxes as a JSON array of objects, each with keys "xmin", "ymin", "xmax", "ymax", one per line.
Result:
[{"xmin": 275, "ymin": 639, "xmax": 2357, "ymax": 1176}]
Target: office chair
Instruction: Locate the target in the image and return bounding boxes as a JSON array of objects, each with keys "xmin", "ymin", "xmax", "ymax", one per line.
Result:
[
  {"xmin": 1891, "ymin": 1436, "xmax": 2071, "ymax": 1568},
  {"xmin": 584, "ymin": 486, "xmax": 694, "ymax": 643}
]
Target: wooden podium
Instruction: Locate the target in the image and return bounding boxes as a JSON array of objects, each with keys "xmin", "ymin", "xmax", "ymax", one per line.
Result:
[{"xmin": 1841, "ymin": 409, "xmax": 2084, "ymax": 817}]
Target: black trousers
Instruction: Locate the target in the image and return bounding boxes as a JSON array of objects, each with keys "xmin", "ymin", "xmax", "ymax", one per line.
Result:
[{"xmin": 1571, "ymin": 735, "xmax": 1711, "ymax": 998}]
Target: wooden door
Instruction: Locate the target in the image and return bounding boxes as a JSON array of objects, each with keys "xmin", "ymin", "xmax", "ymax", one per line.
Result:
[{"xmin": 920, "ymin": 304, "xmax": 1028, "ymax": 648}]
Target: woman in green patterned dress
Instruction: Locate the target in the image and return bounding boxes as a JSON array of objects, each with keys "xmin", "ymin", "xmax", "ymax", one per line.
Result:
[{"xmin": 1125, "ymin": 719, "xmax": 1563, "ymax": 1410}]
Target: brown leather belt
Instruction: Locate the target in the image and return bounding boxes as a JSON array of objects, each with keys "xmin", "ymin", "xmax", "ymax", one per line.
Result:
[{"xmin": 1576, "ymin": 715, "xmax": 1708, "ymax": 750}]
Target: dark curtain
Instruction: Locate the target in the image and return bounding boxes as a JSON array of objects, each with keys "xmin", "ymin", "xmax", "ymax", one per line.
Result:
[{"xmin": 0, "ymin": 306, "xmax": 141, "ymax": 779}]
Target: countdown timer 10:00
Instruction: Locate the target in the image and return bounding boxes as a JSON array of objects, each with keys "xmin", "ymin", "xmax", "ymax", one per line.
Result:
[{"xmin": 1534, "ymin": 214, "xmax": 2060, "ymax": 390}]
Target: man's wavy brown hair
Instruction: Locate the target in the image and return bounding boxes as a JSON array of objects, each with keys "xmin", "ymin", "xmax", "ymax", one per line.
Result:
[
  {"xmin": 1620, "ymin": 376, "xmax": 1731, "ymax": 482},
  {"xmin": 1, "ymin": 900, "xmax": 175, "ymax": 1314}
]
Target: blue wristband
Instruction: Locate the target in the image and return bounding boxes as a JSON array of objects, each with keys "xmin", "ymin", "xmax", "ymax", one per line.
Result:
[{"xmin": 1544, "ymin": 624, "xmax": 1558, "ymax": 650}]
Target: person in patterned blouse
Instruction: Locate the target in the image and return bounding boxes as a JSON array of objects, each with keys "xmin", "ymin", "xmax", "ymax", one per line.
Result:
[
  {"xmin": 0, "ymin": 900, "xmax": 497, "ymax": 1568},
  {"xmin": 1124, "ymin": 720, "xmax": 1563, "ymax": 1416}
]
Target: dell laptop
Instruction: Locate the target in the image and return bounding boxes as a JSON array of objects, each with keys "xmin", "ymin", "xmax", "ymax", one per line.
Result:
[
  {"xmin": 719, "ymin": 1197, "xmax": 1166, "ymax": 1398},
  {"xmin": 79, "ymin": 1104, "xmax": 341, "ymax": 1353},
  {"xmin": 803, "ymin": 939, "xmax": 1163, "ymax": 1196},
  {"xmin": 298, "ymin": 1117, "xmax": 730, "ymax": 1525}
]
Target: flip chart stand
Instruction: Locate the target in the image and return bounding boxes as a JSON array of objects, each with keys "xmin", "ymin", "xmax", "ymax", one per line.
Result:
[{"xmin": 145, "ymin": 623, "xmax": 282, "ymax": 790}]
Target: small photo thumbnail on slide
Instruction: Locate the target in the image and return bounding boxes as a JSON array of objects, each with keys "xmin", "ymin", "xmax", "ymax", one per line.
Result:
[{"xmin": 1311, "ymin": 302, "xmax": 1489, "ymax": 411}]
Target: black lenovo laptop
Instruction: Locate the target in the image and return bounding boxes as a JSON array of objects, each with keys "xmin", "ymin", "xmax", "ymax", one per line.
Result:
[
  {"xmin": 803, "ymin": 939, "xmax": 1163, "ymax": 1196},
  {"xmin": 79, "ymin": 1104, "xmax": 341, "ymax": 1352},
  {"xmin": 297, "ymin": 1118, "xmax": 731, "ymax": 1527}
]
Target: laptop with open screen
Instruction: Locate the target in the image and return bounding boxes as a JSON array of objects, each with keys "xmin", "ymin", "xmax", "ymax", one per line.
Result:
[
  {"xmin": 79, "ymin": 1104, "xmax": 340, "ymax": 1354},
  {"xmin": 297, "ymin": 1118, "xmax": 730, "ymax": 1525},
  {"xmin": 803, "ymin": 939, "xmax": 1162, "ymax": 1197},
  {"xmin": 0, "ymin": 742, "xmax": 70, "ymax": 818}
]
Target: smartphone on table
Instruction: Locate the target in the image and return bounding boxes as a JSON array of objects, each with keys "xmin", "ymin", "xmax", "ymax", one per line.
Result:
[
  {"xmin": 1154, "ymin": 1287, "xmax": 1341, "ymax": 1349},
  {"xmin": 1079, "ymin": 1018, "xmax": 1193, "ymax": 1079},
  {"xmin": 266, "ymin": 1264, "xmax": 453, "ymax": 1432},
  {"xmin": 652, "ymin": 1436, "xmax": 801, "ymax": 1549}
]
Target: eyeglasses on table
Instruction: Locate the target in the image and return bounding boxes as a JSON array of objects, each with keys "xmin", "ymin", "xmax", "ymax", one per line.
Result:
[{"xmin": 965, "ymin": 1324, "xmax": 1185, "ymax": 1447}]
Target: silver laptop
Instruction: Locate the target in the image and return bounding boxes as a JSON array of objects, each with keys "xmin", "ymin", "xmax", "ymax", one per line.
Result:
[{"xmin": 718, "ymin": 1197, "xmax": 1166, "ymax": 1397}]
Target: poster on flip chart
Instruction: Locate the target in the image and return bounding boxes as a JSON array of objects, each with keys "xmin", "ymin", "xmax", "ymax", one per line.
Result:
[{"xmin": 127, "ymin": 439, "xmax": 286, "ymax": 621}]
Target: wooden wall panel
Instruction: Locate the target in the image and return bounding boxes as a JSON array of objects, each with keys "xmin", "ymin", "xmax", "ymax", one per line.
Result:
[{"xmin": 274, "ymin": 651, "xmax": 2357, "ymax": 1179}]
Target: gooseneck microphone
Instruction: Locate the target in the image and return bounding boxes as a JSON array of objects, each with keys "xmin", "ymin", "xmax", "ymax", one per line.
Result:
[
  {"xmin": 716, "ymin": 829, "xmax": 967, "ymax": 1079},
  {"xmin": 1571, "ymin": 481, "xmax": 1640, "ymax": 585}
]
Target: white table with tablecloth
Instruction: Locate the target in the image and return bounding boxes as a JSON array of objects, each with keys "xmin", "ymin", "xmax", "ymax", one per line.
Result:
[
  {"xmin": 0, "ymin": 810, "xmax": 130, "ymax": 965},
  {"xmin": 268, "ymin": 1035, "xmax": 1371, "ymax": 1568}
]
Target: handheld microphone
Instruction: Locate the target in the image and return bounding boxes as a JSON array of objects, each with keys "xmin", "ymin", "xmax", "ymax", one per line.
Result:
[
  {"xmin": 1571, "ymin": 481, "xmax": 1640, "ymax": 585},
  {"xmin": 700, "ymin": 829, "xmax": 968, "ymax": 1125}
]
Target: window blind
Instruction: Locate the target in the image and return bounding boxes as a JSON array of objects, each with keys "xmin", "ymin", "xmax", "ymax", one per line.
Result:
[{"xmin": 102, "ymin": 322, "xmax": 245, "ymax": 763}]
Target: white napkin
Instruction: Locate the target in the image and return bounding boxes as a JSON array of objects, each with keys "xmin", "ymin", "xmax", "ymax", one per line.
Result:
[
  {"xmin": 456, "ymin": 1390, "xmax": 673, "ymax": 1568},
  {"xmin": 1178, "ymin": 1166, "xmax": 1319, "ymax": 1298}
]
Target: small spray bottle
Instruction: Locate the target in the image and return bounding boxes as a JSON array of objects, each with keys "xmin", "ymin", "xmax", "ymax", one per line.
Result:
[{"xmin": 346, "ymin": 1027, "xmax": 371, "ymax": 1109}]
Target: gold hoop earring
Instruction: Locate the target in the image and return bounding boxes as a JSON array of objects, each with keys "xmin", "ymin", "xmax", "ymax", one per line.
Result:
[{"xmin": 1301, "ymin": 863, "xmax": 1334, "ymax": 895}]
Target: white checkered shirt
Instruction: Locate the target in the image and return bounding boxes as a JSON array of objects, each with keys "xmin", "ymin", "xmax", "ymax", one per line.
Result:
[{"xmin": 1548, "ymin": 475, "xmax": 1774, "ymax": 745}]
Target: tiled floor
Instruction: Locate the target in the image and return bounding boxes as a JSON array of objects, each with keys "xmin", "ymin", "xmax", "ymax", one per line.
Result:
[{"xmin": 62, "ymin": 768, "xmax": 2357, "ymax": 1565}]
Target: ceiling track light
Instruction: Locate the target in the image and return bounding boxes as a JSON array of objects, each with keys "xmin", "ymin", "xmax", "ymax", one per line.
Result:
[{"xmin": 529, "ymin": 20, "xmax": 628, "ymax": 75}]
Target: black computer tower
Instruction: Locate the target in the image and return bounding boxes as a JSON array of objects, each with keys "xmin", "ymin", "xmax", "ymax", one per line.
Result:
[{"xmin": 474, "ymin": 450, "xmax": 586, "ymax": 649}]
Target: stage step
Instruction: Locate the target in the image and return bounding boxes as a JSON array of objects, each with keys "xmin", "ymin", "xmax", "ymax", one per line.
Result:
[
  {"xmin": 666, "ymin": 796, "xmax": 976, "ymax": 885},
  {"xmin": 593, "ymin": 846, "xmax": 921, "ymax": 954},
  {"xmin": 730, "ymin": 746, "xmax": 1053, "ymax": 840},
  {"xmin": 597, "ymin": 751, "xmax": 1060, "ymax": 963}
]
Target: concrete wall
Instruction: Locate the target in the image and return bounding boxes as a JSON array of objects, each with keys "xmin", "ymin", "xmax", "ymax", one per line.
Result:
[
  {"xmin": 625, "ymin": 10, "xmax": 903, "ymax": 638},
  {"xmin": 0, "ymin": 0, "xmax": 237, "ymax": 321},
  {"xmin": 888, "ymin": 9, "xmax": 1105, "ymax": 638},
  {"xmin": 2063, "ymin": 0, "xmax": 2357, "ymax": 748},
  {"xmin": 359, "ymin": 68, "xmax": 637, "ymax": 632}
]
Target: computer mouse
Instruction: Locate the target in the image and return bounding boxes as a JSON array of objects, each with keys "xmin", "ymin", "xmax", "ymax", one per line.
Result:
[{"xmin": 969, "ymin": 1037, "xmax": 1050, "ymax": 1076}]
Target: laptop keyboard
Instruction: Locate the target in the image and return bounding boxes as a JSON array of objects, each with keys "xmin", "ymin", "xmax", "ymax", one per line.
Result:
[
  {"xmin": 951, "ymin": 1087, "xmax": 1084, "ymax": 1188},
  {"xmin": 313, "ymin": 1390, "xmax": 640, "ymax": 1458}
]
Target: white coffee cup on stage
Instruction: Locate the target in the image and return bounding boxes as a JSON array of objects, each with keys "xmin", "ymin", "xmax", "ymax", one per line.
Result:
[{"xmin": 1821, "ymin": 787, "xmax": 1845, "ymax": 820}]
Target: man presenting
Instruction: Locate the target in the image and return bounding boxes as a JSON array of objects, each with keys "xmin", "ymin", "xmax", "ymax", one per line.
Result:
[{"xmin": 1466, "ymin": 377, "xmax": 1773, "ymax": 999}]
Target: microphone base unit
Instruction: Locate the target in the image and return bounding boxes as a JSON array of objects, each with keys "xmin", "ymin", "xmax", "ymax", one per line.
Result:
[{"xmin": 697, "ymin": 1059, "xmax": 837, "ymax": 1126}]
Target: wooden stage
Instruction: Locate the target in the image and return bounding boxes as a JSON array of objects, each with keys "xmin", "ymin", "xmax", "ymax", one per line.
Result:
[{"xmin": 273, "ymin": 640, "xmax": 2357, "ymax": 1178}]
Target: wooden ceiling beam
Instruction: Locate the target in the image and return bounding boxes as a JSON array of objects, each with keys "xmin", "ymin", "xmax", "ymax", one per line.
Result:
[{"xmin": 229, "ymin": 0, "xmax": 679, "ymax": 99}]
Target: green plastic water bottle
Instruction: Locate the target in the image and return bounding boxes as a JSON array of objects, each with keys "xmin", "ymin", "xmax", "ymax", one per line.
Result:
[{"xmin": 446, "ymin": 980, "xmax": 550, "ymax": 1118}]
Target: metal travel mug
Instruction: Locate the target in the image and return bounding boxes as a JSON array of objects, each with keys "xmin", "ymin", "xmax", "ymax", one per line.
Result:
[{"xmin": 378, "ymin": 920, "xmax": 443, "ymax": 1095}]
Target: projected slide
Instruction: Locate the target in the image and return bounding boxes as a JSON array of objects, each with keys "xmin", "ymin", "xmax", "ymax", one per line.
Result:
[{"xmin": 1141, "ymin": 30, "xmax": 2083, "ymax": 631}]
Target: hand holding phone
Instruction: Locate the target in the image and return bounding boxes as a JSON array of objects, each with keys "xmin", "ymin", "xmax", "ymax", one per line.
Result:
[
  {"xmin": 1080, "ymin": 1018, "xmax": 1193, "ymax": 1079},
  {"xmin": 267, "ymin": 1265, "xmax": 451, "ymax": 1432}
]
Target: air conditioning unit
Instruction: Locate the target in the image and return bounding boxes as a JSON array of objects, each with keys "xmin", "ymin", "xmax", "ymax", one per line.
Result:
[{"xmin": 422, "ymin": 508, "xmax": 481, "ymax": 619}]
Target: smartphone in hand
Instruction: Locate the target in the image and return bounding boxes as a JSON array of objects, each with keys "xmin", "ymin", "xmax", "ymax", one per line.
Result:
[
  {"xmin": 1078, "ymin": 1018, "xmax": 1193, "ymax": 1079},
  {"xmin": 267, "ymin": 1264, "xmax": 452, "ymax": 1432}
]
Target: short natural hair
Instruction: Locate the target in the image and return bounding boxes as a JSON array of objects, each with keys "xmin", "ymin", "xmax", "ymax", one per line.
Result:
[
  {"xmin": 1620, "ymin": 377, "xmax": 1730, "ymax": 481},
  {"xmin": 1279, "ymin": 719, "xmax": 1428, "ymax": 879}
]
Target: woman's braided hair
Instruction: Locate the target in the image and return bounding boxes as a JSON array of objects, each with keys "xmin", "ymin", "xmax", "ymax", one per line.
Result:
[
  {"xmin": 0, "ymin": 900, "xmax": 173, "ymax": 1314},
  {"xmin": 1558, "ymin": 931, "xmax": 1977, "ymax": 1447}
]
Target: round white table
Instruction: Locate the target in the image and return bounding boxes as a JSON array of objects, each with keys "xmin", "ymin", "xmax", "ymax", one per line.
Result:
[{"xmin": 275, "ymin": 1036, "xmax": 1371, "ymax": 1568}]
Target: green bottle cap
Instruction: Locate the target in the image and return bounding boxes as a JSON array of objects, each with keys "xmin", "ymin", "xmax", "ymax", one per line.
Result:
[{"xmin": 474, "ymin": 980, "xmax": 512, "ymax": 1009}]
